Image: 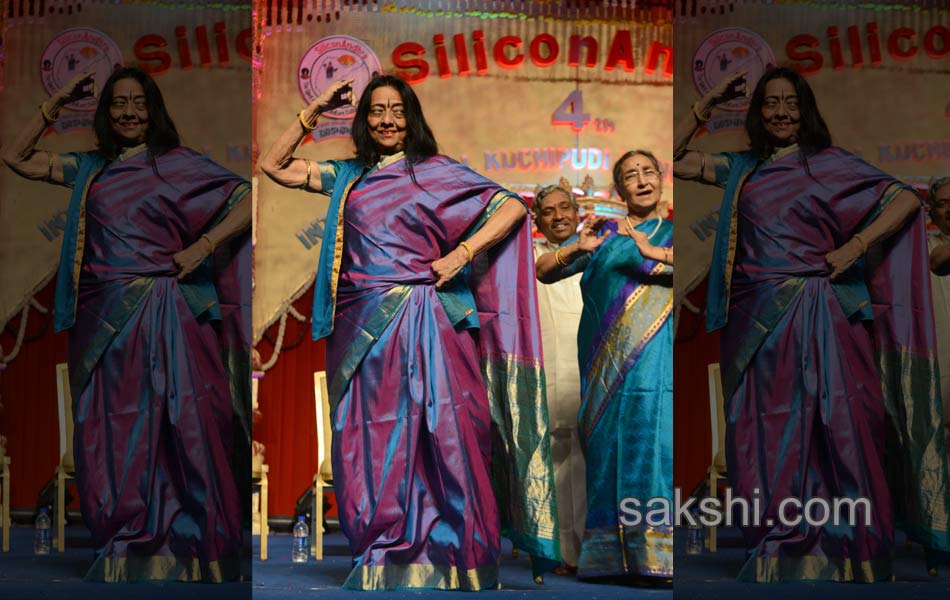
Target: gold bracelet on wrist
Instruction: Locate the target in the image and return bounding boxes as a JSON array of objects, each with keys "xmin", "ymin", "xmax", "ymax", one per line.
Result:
[
  {"xmin": 299, "ymin": 109, "xmax": 317, "ymax": 132},
  {"xmin": 202, "ymin": 234, "xmax": 216, "ymax": 254},
  {"xmin": 303, "ymin": 158, "xmax": 312, "ymax": 190},
  {"xmin": 555, "ymin": 247, "xmax": 568, "ymax": 267},
  {"xmin": 692, "ymin": 102, "xmax": 711, "ymax": 124},
  {"xmin": 458, "ymin": 241, "xmax": 474, "ymax": 263},
  {"xmin": 852, "ymin": 233, "xmax": 868, "ymax": 254}
]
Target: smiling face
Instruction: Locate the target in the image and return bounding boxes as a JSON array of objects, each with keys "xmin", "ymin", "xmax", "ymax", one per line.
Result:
[
  {"xmin": 619, "ymin": 153, "xmax": 662, "ymax": 216},
  {"xmin": 760, "ymin": 78, "xmax": 801, "ymax": 148},
  {"xmin": 367, "ymin": 86, "xmax": 407, "ymax": 156},
  {"xmin": 109, "ymin": 78, "xmax": 149, "ymax": 146},
  {"xmin": 929, "ymin": 183, "xmax": 950, "ymax": 236},
  {"xmin": 535, "ymin": 188, "xmax": 579, "ymax": 245}
]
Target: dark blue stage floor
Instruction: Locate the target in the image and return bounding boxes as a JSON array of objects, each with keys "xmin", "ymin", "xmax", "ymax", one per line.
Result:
[
  {"xmin": 674, "ymin": 526, "xmax": 950, "ymax": 600},
  {"xmin": 0, "ymin": 524, "xmax": 667, "ymax": 598},
  {"xmin": 251, "ymin": 530, "xmax": 666, "ymax": 599},
  {"xmin": 11, "ymin": 522, "xmax": 947, "ymax": 598},
  {"xmin": 0, "ymin": 524, "xmax": 251, "ymax": 600}
]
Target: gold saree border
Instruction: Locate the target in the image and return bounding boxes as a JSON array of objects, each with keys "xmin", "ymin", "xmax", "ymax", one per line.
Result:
[
  {"xmin": 327, "ymin": 152, "xmax": 407, "ymax": 332},
  {"xmin": 481, "ymin": 354, "xmax": 560, "ymax": 548},
  {"xmin": 720, "ymin": 277, "xmax": 806, "ymax": 403},
  {"xmin": 70, "ymin": 163, "xmax": 107, "ymax": 319},
  {"xmin": 86, "ymin": 555, "xmax": 243, "ymax": 583},
  {"xmin": 343, "ymin": 562, "xmax": 498, "ymax": 591},
  {"xmin": 877, "ymin": 348, "xmax": 949, "ymax": 541},
  {"xmin": 578, "ymin": 525, "xmax": 673, "ymax": 579},
  {"xmin": 70, "ymin": 277, "xmax": 155, "ymax": 398},
  {"xmin": 580, "ymin": 263, "xmax": 671, "ymax": 442},
  {"xmin": 740, "ymin": 555, "xmax": 892, "ymax": 583},
  {"xmin": 722, "ymin": 166, "xmax": 756, "ymax": 315},
  {"xmin": 327, "ymin": 285, "xmax": 413, "ymax": 412}
]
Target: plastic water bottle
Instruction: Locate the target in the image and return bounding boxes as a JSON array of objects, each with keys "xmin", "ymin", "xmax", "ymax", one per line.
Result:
[
  {"xmin": 292, "ymin": 516, "xmax": 309, "ymax": 563},
  {"xmin": 34, "ymin": 508, "xmax": 51, "ymax": 555}
]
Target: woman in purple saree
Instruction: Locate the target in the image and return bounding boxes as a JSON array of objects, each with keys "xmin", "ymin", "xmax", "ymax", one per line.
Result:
[
  {"xmin": 673, "ymin": 67, "xmax": 950, "ymax": 581},
  {"xmin": 261, "ymin": 75, "xmax": 560, "ymax": 590},
  {"xmin": 3, "ymin": 68, "xmax": 251, "ymax": 582}
]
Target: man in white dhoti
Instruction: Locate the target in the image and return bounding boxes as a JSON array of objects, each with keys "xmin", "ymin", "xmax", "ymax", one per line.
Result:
[
  {"xmin": 532, "ymin": 183, "xmax": 587, "ymax": 573},
  {"xmin": 927, "ymin": 176, "xmax": 950, "ymax": 429}
]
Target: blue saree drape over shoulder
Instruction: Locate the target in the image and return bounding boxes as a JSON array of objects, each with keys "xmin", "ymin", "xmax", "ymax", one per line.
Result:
[
  {"xmin": 572, "ymin": 219, "xmax": 674, "ymax": 581},
  {"xmin": 311, "ymin": 153, "xmax": 560, "ymax": 590}
]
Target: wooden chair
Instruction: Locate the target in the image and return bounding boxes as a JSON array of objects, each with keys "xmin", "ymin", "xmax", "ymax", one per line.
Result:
[
  {"xmin": 251, "ymin": 461, "xmax": 269, "ymax": 561},
  {"xmin": 0, "ymin": 450, "xmax": 10, "ymax": 552},
  {"xmin": 312, "ymin": 371, "xmax": 332, "ymax": 559},
  {"xmin": 707, "ymin": 363, "xmax": 727, "ymax": 552},
  {"xmin": 54, "ymin": 363, "xmax": 75, "ymax": 553},
  {"xmin": 250, "ymin": 373, "xmax": 269, "ymax": 560}
]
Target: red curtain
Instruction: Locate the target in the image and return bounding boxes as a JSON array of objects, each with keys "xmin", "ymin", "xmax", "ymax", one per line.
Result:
[
  {"xmin": 254, "ymin": 287, "xmax": 328, "ymax": 518},
  {"xmin": 0, "ymin": 281, "xmax": 71, "ymax": 510},
  {"xmin": 673, "ymin": 278, "xmax": 719, "ymax": 494}
]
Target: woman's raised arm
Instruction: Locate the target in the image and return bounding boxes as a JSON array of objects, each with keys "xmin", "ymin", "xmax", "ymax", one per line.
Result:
[
  {"xmin": 258, "ymin": 78, "xmax": 355, "ymax": 193},
  {"xmin": 2, "ymin": 70, "xmax": 95, "ymax": 185},
  {"xmin": 673, "ymin": 70, "xmax": 748, "ymax": 185}
]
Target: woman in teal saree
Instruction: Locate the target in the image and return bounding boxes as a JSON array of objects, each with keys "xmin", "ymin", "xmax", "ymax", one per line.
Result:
[{"xmin": 537, "ymin": 150, "xmax": 674, "ymax": 584}]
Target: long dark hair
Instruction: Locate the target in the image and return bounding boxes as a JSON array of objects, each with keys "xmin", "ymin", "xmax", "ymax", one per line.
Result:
[
  {"xmin": 746, "ymin": 66, "xmax": 831, "ymax": 160},
  {"xmin": 351, "ymin": 74, "xmax": 437, "ymax": 173},
  {"xmin": 613, "ymin": 149, "xmax": 660, "ymax": 203},
  {"xmin": 93, "ymin": 67, "xmax": 180, "ymax": 159}
]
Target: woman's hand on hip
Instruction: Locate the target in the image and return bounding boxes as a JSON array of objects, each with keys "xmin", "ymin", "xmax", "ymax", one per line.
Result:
[
  {"xmin": 174, "ymin": 237, "xmax": 213, "ymax": 280},
  {"xmin": 825, "ymin": 238, "xmax": 863, "ymax": 280},
  {"xmin": 432, "ymin": 247, "xmax": 469, "ymax": 289}
]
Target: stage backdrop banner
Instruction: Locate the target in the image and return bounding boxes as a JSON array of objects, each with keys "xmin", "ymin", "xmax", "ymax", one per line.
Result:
[
  {"xmin": 674, "ymin": 0, "xmax": 950, "ymax": 301},
  {"xmin": 0, "ymin": 0, "xmax": 251, "ymax": 363},
  {"xmin": 252, "ymin": 0, "xmax": 673, "ymax": 345}
]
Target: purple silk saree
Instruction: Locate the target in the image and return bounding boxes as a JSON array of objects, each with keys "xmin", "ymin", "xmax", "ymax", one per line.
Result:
[
  {"xmin": 715, "ymin": 146, "xmax": 950, "ymax": 582},
  {"xmin": 318, "ymin": 153, "xmax": 559, "ymax": 590},
  {"xmin": 60, "ymin": 147, "xmax": 250, "ymax": 582}
]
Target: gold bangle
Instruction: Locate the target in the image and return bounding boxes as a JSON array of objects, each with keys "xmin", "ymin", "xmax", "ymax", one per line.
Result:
[
  {"xmin": 303, "ymin": 158, "xmax": 312, "ymax": 190},
  {"xmin": 555, "ymin": 247, "xmax": 568, "ymax": 267},
  {"xmin": 692, "ymin": 102, "xmax": 711, "ymax": 124},
  {"xmin": 663, "ymin": 247, "xmax": 671, "ymax": 263},
  {"xmin": 40, "ymin": 101, "xmax": 57, "ymax": 124},
  {"xmin": 458, "ymin": 241, "xmax": 474, "ymax": 263},
  {"xmin": 852, "ymin": 233, "xmax": 867, "ymax": 254},
  {"xmin": 299, "ymin": 109, "xmax": 317, "ymax": 132},
  {"xmin": 201, "ymin": 234, "xmax": 216, "ymax": 254},
  {"xmin": 46, "ymin": 151, "xmax": 53, "ymax": 181}
]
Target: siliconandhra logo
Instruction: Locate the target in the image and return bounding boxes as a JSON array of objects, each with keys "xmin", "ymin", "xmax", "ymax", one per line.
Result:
[
  {"xmin": 41, "ymin": 27, "xmax": 124, "ymax": 112},
  {"xmin": 692, "ymin": 27, "xmax": 775, "ymax": 113},
  {"xmin": 298, "ymin": 35, "xmax": 382, "ymax": 121}
]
